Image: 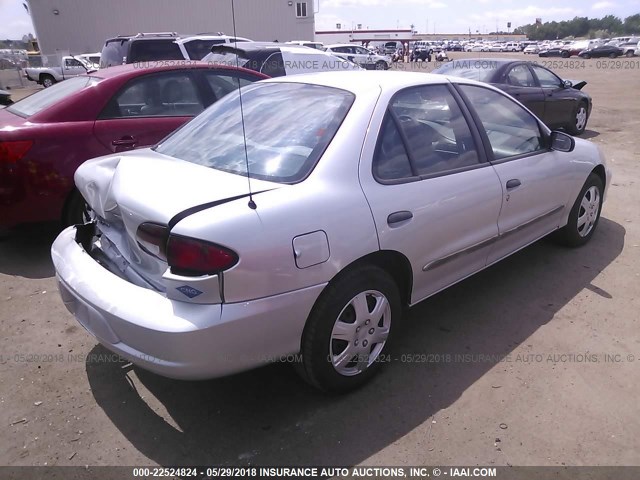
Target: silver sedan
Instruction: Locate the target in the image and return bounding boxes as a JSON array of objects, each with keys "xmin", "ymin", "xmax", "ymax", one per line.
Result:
[{"xmin": 52, "ymin": 71, "xmax": 611, "ymax": 392}]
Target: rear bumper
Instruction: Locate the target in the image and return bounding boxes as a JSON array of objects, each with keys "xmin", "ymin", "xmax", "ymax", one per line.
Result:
[{"xmin": 52, "ymin": 226, "xmax": 326, "ymax": 380}]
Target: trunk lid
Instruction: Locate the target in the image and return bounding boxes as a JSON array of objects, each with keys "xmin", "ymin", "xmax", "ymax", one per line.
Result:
[{"xmin": 75, "ymin": 149, "xmax": 279, "ymax": 289}]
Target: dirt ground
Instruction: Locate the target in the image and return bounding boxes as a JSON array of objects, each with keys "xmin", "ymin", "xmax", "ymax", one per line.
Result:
[{"xmin": 1, "ymin": 52, "xmax": 639, "ymax": 469}]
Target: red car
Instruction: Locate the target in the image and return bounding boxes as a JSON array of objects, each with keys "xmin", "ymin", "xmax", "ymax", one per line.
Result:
[{"xmin": 0, "ymin": 63, "xmax": 267, "ymax": 230}]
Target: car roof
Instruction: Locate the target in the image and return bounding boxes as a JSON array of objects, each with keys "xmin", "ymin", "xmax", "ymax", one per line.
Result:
[
  {"xmin": 177, "ymin": 35, "xmax": 252, "ymax": 43},
  {"xmin": 89, "ymin": 61, "xmax": 266, "ymax": 80},
  {"xmin": 261, "ymin": 70, "xmax": 487, "ymax": 94},
  {"xmin": 325, "ymin": 44, "xmax": 367, "ymax": 48}
]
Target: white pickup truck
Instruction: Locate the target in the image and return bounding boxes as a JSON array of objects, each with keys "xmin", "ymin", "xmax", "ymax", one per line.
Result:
[{"xmin": 24, "ymin": 55, "xmax": 97, "ymax": 87}]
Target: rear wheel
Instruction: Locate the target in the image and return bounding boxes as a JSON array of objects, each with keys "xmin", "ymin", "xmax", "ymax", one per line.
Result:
[
  {"xmin": 553, "ymin": 173, "xmax": 603, "ymax": 247},
  {"xmin": 41, "ymin": 74, "xmax": 55, "ymax": 88},
  {"xmin": 567, "ymin": 101, "xmax": 588, "ymax": 136},
  {"xmin": 297, "ymin": 265, "xmax": 401, "ymax": 392},
  {"xmin": 561, "ymin": 50, "xmax": 570, "ymax": 58},
  {"xmin": 626, "ymin": 50, "xmax": 635, "ymax": 57},
  {"xmin": 582, "ymin": 53, "xmax": 591, "ymax": 59},
  {"xmin": 608, "ymin": 52, "xmax": 617, "ymax": 58}
]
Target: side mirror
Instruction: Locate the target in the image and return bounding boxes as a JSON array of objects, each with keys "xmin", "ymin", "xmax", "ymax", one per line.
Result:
[
  {"xmin": 550, "ymin": 131, "xmax": 575, "ymax": 152},
  {"xmin": 563, "ymin": 79, "xmax": 573, "ymax": 88}
]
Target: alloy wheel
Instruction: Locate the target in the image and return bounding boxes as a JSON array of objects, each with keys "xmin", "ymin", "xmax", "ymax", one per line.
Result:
[
  {"xmin": 575, "ymin": 106, "xmax": 587, "ymax": 132},
  {"xmin": 577, "ymin": 186, "xmax": 600, "ymax": 237},
  {"xmin": 329, "ymin": 290, "xmax": 391, "ymax": 376}
]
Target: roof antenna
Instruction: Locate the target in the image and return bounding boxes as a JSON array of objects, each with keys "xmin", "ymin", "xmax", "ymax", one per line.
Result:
[{"xmin": 231, "ymin": 0, "xmax": 257, "ymax": 210}]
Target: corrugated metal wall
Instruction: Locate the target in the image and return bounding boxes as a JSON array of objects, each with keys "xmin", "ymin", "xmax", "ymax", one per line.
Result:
[{"xmin": 27, "ymin": 0, "xmax": 315, "ymax": 56}]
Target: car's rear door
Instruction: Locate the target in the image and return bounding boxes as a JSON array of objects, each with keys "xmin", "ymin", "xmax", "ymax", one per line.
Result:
[
  {"xmin": 456, "ymin": 84, "xmax": 573, "ymax": 265},
  {"xmin": 497, "ymin": 63, "xmax": 545, "ymax": 120},
  {"xmin": 93, "ymin": 70, "xmax": 205, "ymax": 153},
  {"xmin": 359, "ymin": 84, "xmax": 504, "ymax": 304}
]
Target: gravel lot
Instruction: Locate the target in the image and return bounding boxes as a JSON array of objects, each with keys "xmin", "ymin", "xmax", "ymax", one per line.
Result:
[{"xmin": 1, "ymin": 52, "xmax": 639, "ymax": 469}]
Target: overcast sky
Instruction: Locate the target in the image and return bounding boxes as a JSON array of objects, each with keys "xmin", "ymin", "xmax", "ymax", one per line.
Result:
[{"xmin": 1, "ymin": 0, "xmax": 639, "ymax": 39}]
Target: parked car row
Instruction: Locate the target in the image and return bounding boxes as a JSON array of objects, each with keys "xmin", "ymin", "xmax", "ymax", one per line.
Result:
[
  {"xmin": 531, "ymin": 38, "xmax": 640, "ymax": 58},
  {"xmin": 2, "ymin": 31, "xmax": 611, "ymax": 393}
]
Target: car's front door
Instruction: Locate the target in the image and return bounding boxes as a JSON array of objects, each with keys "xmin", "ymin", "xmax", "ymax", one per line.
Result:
[
  {"xmin": 359, "ymin": 84, "xmax": 504, "ymax": 303},
  {"xmin": 63, "ymin": 58, "xmax": 87, "ymax": 78},
  {"xmin": 93, "ymin": 70, "xmax": 205, "ymax": 153},
  {"xmin": 530, "ymin": 64, "xmax": 577, "ymax": 129},
  {"xmin": 457, "ymin": 84, "xmax": 573, "ymax": 265}
]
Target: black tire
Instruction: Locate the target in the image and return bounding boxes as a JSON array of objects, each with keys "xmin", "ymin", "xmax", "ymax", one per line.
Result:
[
  {"xmin": 553, "ymin": 173, "xmax": 604, "ymax": 247},
  {"xmin": 582, "ymin": 53, "xmax": 591, "ymax": 59},
  {"xmin": 375, "ymin": 60, "xmax": 388, "ymax": 70},
  {"xmin": 297, "ymin": 265, "xmax": 401, "ymax": 392},
  {"xmin": 63, "ymin": 190, "xmax": 91, "ymax": 227},
  {"xmin": 561, "ymin": 50, "xmax": 570, "ymax": 58},
  {"xmin": 608, "ymin": 52, "xmax": 617, "ymax": 58},
  {"xmin": 625, "ymin": 51, "xmax": 634, "ymax": 57},
  {"xmin": 566, "ymin": 101, "xmax": 589, "ymax": 136},
  {"xmin": 41, "ymin": 74, "xmax": 55, "ymax": 88}
]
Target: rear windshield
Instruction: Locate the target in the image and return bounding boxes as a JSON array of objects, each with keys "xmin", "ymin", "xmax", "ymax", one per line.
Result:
[
  {"xmin": 155, "ymin": 83, "xmax": 354, "ymax": 183},
  {"xmin": 202, "ymin": 50, "xmax": 250, "ymax": 69},
  {"xmin": 184, "ymin": 39, "xmax": 226, "ymax": 60},
  {"xmin": 101, "ymin": 40, "xmax": 127, "ymax": 68},
  {"xmin": 128, "ymin": 39, "xmax": 183, "ymax": 62},
  {"xmin": 7, "ymin": 76, "xmax": 99, "ymax": 117},
  {"xmin": 433, "ymin": 60, "xmax": 498, "ymax": 82}
]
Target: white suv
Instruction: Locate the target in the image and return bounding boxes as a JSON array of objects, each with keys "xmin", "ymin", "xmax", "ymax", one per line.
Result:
[{"xmin": 324, "ymin": 44, "xmax": 391, "ymax": 70}]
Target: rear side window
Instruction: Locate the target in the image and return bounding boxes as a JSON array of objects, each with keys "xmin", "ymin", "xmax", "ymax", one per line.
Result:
[
  {"xmin": 7, "ymin": 76, "xmax": 99, "ymax": 117},
  {"xmin": 506, "ymin": 65, "xmax": 535, "ymax": 87},
  {"xmin": 128, "ymin": 40, "xmax": 183, "ymax": 63},
  {"xmin": 100, "ymin": 40, "xmax": 127, "ymax": 68},
  {"xmin": 374, "ymin": 116, "xmax": 413, "ymax": 180},
  {"xmin": 100, "ymin": 72, "xmax": 203, "ymax": 118}
]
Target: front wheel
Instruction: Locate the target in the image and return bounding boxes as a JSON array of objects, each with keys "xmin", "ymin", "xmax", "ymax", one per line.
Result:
[
  {"xmin": 561, "ymin": 50, "xmax": 570, "ymax": 58},
  {"xmin": 297, "ymin": 265, "xmax": 401, "ymax": 392},
  {"xmin": 609, "ymin": 52, "xmax": 618, "ymax": 58},
  {"xmin": 567, "ymin": 101, "xmax": 588, "ymax": 136},
  {"xmin": 375, "ymin": 60, "xmax": 388, "ymax": 70},
  {"xmin": 553, "ymin": 173, "xmax": 604, "ymax": 247}
]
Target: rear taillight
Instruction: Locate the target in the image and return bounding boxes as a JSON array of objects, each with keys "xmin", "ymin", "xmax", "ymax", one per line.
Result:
[
  {"xmin": 167, "ymin": 234, "xmax": 238, "ymax": 276},
  {"xmin": 136, "ymin": 222, "xmax": 169, "ymax": 260},
  {"xmin": 0, "ymin": 140, "xmax": 33, "ymax": 164}
]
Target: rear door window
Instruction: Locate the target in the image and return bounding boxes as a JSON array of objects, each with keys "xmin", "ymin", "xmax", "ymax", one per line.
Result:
[{"xmin": 100, "ymin": 71, "xmax": 203, "ymax": 118}]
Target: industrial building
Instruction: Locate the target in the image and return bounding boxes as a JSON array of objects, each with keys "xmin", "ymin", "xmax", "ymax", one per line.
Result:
[{"xmin": 25, "ymin": 0, "xmax": 315, "ymax": 61}]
